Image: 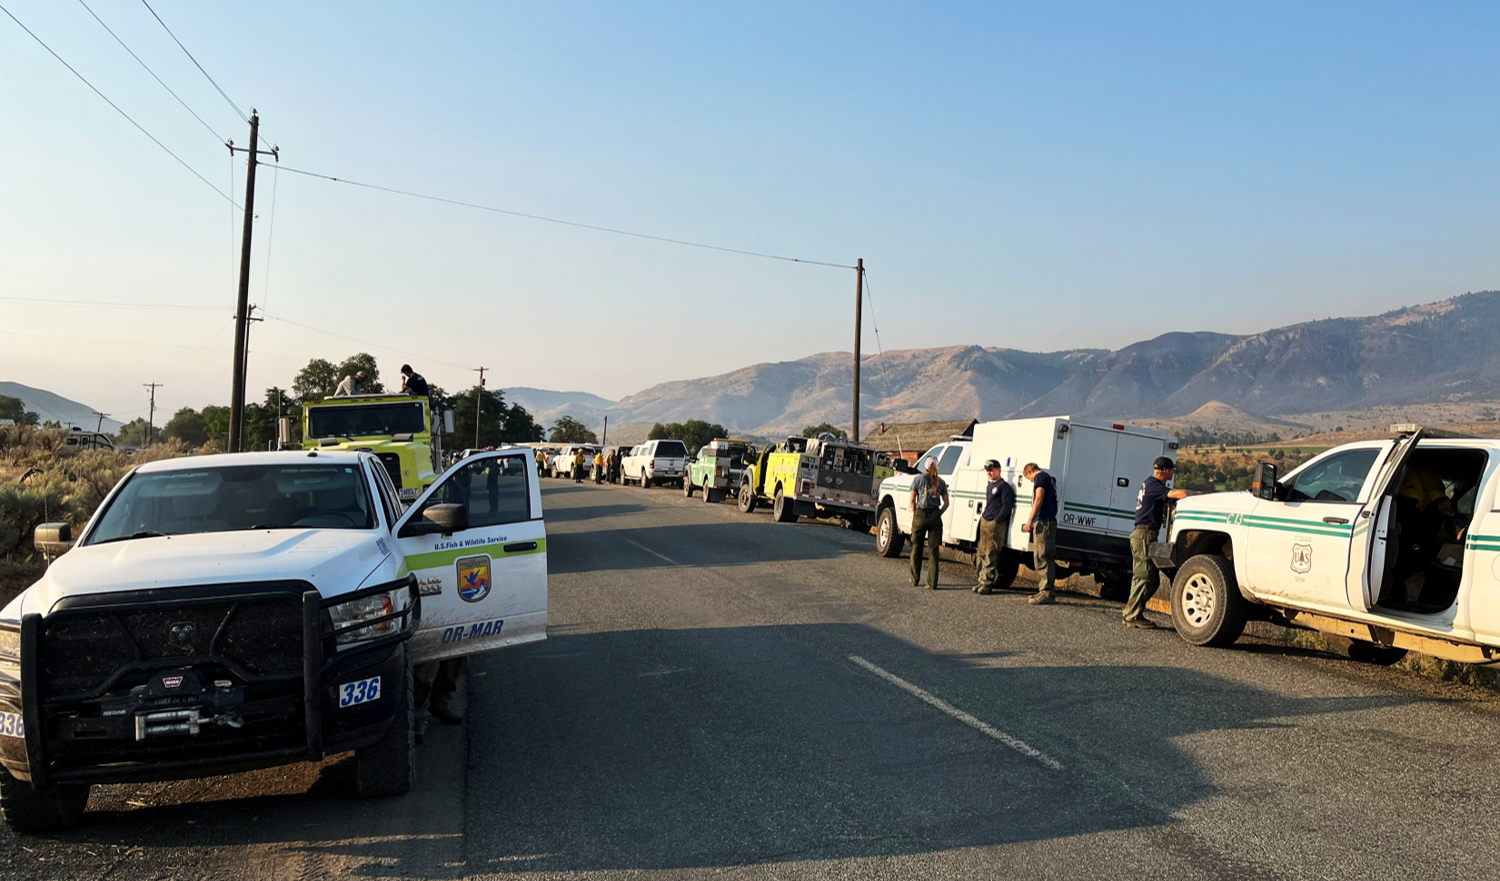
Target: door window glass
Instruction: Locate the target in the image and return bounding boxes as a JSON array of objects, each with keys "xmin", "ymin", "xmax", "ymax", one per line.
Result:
[
  {"xmin": 918, "ymin": 445, "xmax": 946, "ymax": 470},
  {"xmin": 367, "ymin": 462, "xmax": 398, "ymax": 528},
  {"xmin": 937, "ymin": 444, "xmax": 965, "ymax": 476},
  {"xmin": 1285, "ymin": 449, "xmax": 1381, "ymax": 503},
  {"xmin": 418, "ymin": 455, "xmax": 534, "ymax": 525}
]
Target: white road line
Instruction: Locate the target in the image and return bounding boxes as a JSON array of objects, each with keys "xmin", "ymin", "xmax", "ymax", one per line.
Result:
[
  {"xmin": 623, "ymin": 538, "xmax": 680, "ymax": 566},
  {"xmin": 847, "ymin": 655, "xmax": 1064, "ymax": 771}
]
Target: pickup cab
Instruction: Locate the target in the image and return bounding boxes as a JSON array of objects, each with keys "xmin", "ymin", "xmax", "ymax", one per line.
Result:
[
  {"xmin": 549, "ymin": 445, "xmax": 599, "ymax": 479},
  {"xmin": 0, "ymin": 448, "xmax": 547, "ymax": 832},
  {"xmin": 875, "ymin": 417, "xmax": 1177, "ymax": 592},
  {"xmin": 302, "ymin": 394, "xmax": 437, "ymax": 501},
  {"xmin": 1152, "ymin": 427, "xmax": 1500, "ymax": 665},
  {"xmin": 624, "ymin": 440, "xmax": 688, "ymax": 488},
  {"xmin": 684, "ymin": 439, "xmax": 753, "ymax": 502}
]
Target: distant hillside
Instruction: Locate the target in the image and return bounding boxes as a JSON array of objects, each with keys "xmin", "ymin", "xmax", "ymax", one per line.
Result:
[
  {"xmin": 601, "ymin": 291, "xmax": 1500, "ymax": 435},
  {"xmin": 0, "ymin": 382, "xmax": 121, "ymax": 433},
  {"xmin": 502, "ymin": 387, "xmax": 616, "ymax": 436}
]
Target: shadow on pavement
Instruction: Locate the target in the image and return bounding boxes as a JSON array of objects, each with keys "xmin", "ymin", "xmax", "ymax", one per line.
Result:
[
  {"xmin": 547, "ymin": 521, "xmax": 870, "ymax": 574},
  {"xmin": 543, "ymin": 503, "xmax": 649, "ymax": 523},
  {"xmin": 457, "ymin": 623, "xmax": 1411, "ymax": 874}
]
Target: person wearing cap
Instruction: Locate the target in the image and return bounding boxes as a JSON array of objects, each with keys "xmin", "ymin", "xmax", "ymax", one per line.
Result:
[
  {"xmin": 1022, "ymin": 463, "xmax": 1059, "ymax": 604},
  {"xmin": 593, "ymin": 449, "xmax": 605, "ymax": 484},
  {"xmin": 908, "ymin": 456, "xmax": 950, "ymax": 589},
  {"xmin": 333, "ymin": 370, "xmax": 366, "ymax": 397},
  {"xmin": 975, "ymin": 459, "xmax": 1017, "ymax": 594},
  {"xmin": 1124, "ymin": 456, "xmax": 1199, "ymax": 628}
]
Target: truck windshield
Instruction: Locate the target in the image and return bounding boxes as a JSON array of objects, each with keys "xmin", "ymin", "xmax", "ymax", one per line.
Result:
[
  {"xmin": 308, "ymin": 402, "xmax": 425, "ymax": 438},
  {"xmin": 654, "ymin": 441, "xmax": 687, "ymax": 458},
  {"xmin": 87, "ymin": 464, "xmax": 376, "ymax": 543}
]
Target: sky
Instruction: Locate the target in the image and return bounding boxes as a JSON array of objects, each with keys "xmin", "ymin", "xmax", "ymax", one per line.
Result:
[{"xmin": 2, "ymin": 1, "xmax": 1497, "ymax": 424}]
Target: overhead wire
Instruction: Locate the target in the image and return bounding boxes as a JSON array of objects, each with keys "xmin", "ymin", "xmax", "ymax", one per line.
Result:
[
  {"xmin": 258, "ymin": 311, "xmax": 477, "ymax": 372},
  {"xmin": 860, "ymin": 269, "xmax": 905, "ymax": 456},
  {"xmin": 0, "ymin": 2, "xmax": 239, "ymax": 207},
  {"xmin": 273, "ymin": 164, "xmax": 854, "ymax": 269},
  {"xmin": 75, "ymin": 0, "xmax": 226, "ymax": 143},
  {"xmin": 259, "ymin": 163, "xmax": 280, "ymax": 311},
  {"xmin": 137, "ymin": 0, "xmax": 245, "ymax": 123},
  {"xmin": 0, "ymin": 294, "xmax": 220, "ymax": 310}
]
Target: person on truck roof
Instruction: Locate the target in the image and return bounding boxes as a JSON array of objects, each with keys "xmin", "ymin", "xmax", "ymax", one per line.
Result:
[
  {"xmin": 974, "ymin": 459, "xmax": 1016, "ymax": 595},
  {"xmin": 400, "ymin": 364, "xmax": 429, "ymax": 398},
  {"xmin": 1123, "ymin": 456, "xmax": 1197, "ymax": 629},
  {"xmin": 1022, "ymin": 463, "xmax": 1059, "ymax": 605},
  {"xmin": 909, "ymin": 457, "xmax": 950, "ymax": 590},
  {"xmin": 333, "ymin": 371, "xmax": 366, "ymax": 397}
]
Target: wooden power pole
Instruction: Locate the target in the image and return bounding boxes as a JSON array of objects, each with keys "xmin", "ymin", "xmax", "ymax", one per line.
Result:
[
  {"xmin": 852, "ymin": 258, "xmax": 864, "ymax": 443},
  {"xmin": 227, "ymin": 112, "xmax": 277, "ymax": 452}
]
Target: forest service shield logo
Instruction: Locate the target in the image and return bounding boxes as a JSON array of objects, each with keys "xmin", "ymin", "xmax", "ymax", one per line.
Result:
[
  {"xmin": 1290, "ymin": 542, "xmax": 1313, "ymax": 574},
  {"xmin": 456, "ymin": 555, "xmax": 492, "ymax": 603}
]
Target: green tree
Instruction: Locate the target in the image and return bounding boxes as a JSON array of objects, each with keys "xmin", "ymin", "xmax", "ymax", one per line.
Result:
[
  {"xmin": 162, "ymin": 407, "xmax": 207, "ymax": 446},
  {"xmin": 202, "ymin": 405, "xmax": 231, "ymax": 450},
  {"xmin": 649, "ymin": 420, "xmax": 727, "ymax": 451},
  {"xmin": 549, "ymin": 415, "xmax": 599, "ymax": 444},
  {"xmin": 0, "ymin": 395, "xmax": 39, "ymax": 426},
  {"xmin": 115, "ymin": 417, "xmax": 162, "ymax": 447},
  {"xmin": 802, "ymin": 422, "xmax": 848, "ymax": 439},
  {"xmin": 293, "ymin": 358, "xmax": 339, "ymax": 402},
  {"xmin": 449, "ymin": 387, "xmax": 546, "ymax": 447}
]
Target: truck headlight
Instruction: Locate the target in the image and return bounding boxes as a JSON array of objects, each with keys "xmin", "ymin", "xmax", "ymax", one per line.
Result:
[{"xmin": 327, "ymin": 589, "xmax": 406, "ymax": 645}]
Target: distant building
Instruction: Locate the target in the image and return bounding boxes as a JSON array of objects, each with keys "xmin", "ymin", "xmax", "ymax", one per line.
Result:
[{"xmin": 866, "ymin": 418, "xmax": 978, "ymax": 463}]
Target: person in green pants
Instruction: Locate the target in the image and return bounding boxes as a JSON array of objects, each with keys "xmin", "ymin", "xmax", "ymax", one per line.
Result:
[
  {"xmin": 908, "ymin": 457, "xmax": 950, "ymax": 589},
  {"xmin": 1124, "ymin": 456, "xmax": 1198, "ymax": 629}
]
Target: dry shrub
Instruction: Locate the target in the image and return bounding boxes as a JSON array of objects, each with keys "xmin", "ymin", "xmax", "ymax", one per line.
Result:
[{"xmin": 0, "ymin": 426, "xmax": 195, "ymax": 598}]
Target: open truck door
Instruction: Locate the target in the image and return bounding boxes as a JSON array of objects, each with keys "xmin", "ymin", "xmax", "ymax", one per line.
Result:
[{"xmin": 394, "ymin": 450, "xmax": 547, "ymax": 664}]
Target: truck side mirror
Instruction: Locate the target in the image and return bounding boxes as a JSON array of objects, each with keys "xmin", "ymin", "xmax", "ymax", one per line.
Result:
[
  {"xmin": 34, "ymin": 522, "xmax": 74, "ymax": 564},
  {"xmin": 1253, "ymin": 462, "xmax": 1278, "ymax": 500},
  {"xmin": 400, "ymin": 503, "xmax": 470, "ymax": 537}
]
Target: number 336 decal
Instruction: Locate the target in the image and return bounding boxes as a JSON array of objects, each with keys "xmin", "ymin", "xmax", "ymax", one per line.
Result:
[{"xmin": 339, "ymin": 676, "xmax": 382, "ymax": 708}]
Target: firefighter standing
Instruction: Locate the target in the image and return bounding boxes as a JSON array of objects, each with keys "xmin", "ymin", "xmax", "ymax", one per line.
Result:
[
  {"xmin": 594, "ymin": 450, "xmax": 604, "ymax": 484},
  {"xmin": 573, "ymin": 448, "xmax": 586, "ymax": 483}
]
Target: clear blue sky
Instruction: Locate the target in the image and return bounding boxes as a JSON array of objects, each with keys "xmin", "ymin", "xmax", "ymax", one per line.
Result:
[{"xmin": 3, "ymin": 1, "xmax": 1496, "ymax": 422}]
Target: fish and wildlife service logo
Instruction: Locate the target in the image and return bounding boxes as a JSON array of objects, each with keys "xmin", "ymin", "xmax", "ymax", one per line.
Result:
[
  {"xmin": 456, "ymin": 555, "xmax": 492, "ymax": 603},
  {"xmin": 1290, "ymin": 542, "xmax": 1313, "ymax": 574}
]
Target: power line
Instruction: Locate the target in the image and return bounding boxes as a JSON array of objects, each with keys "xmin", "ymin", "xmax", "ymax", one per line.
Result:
[
  {"xmin": 76, "ymin": 0, "xmax": 226, "ymax": 143},
  {"xmin": 0, "ymin": 3, "xmax": 239, "ymax": 207},
  {"xmin": 259, "ymin": 311, "xmax": 477, "ymax": 372},
  {"xmin": 0, "ymin": 294, "xmax": 221, "ymax": 310},
  {"xmin": 137, "ymin": 0, "xmax": 246, "ymax": 123},
  {"xmin": 273, "ymin": 164, "xmax": 855, "ymax": 269},
  {"xmin": 859, "ymin": 269, "xmax": 906, "ymax": 456}
]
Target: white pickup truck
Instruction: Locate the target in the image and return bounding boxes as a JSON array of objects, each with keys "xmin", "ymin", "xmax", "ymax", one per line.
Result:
[
  {"xmin": 0, "ymin": 448, "xmax": 547, "ymax": 832},
  {"xmin": 1153, "ymin": 428, "xmax": 1500, "ymax": 666},
  {"xmin": 623, "ymin": 439, "xmax": 688, "ymax": 488},
  {"xmin": 875, "ymin": 416, "xmax": 1177, "ymax": 592}
]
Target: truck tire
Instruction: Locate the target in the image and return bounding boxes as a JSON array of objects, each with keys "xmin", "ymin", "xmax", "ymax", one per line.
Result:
[
  {"xmin": 738, "ymin": 482, "xmax": 757, "ymax": 513},
  {"xmin": 641, "ymin": 474, "xmax": 652, "ymax": 489},
  {"xmin": 875, "ymin": 507, "xmax": 905, "ymax": 558},
  {"xmin": 0, "ymin": 769, "xmax": 90, "ymax": 833},
  {"xmin": 356, "ymin": 646, "xmax": 415, "ymax": 798},
  {"xmin": 1171, "ymin": 555, "xmax": 1248, "ymax": 648},
  {"xmin": 684, "ymin": 476, "xmax": 695, "ymax": 497},
  {"xmin": 704, "ymin": 483, "xmax": 719, "ymax": 504},
  {"xmin": 772, "ymin": 487, "xmax": 798, "ymax": 523}
]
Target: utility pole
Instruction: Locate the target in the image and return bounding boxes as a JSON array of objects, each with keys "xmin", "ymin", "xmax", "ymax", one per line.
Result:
[
  {"xmin": 91, "ymin": 411, "xmax": 110, "ymax": 433},
  {"xmin": 143, "ymin": 382, "xmax": 162, "ymax": 446},
  {"xmin": 852, "ymin": 258, "xmax": 864, "ymax": 443},
  {"xmin": 227, "ymin": 111, "xmax": 277, "ymax": 453},
  {"xmin": 474, "ymin": 366, "xmax": 488, "ymax": 449},
  {"xmin": 602, "ymin": 415, "xmax": 608, "ymax": 446}
]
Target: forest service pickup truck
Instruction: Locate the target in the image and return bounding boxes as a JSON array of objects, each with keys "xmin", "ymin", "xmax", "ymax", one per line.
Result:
[
  {"xmin": 1152, "ymin": 428, "xmax": 1500, "ymax": 665},
  {"xmin": 0, "ymin": 448, "xmax": 546, "ymax": 833}
]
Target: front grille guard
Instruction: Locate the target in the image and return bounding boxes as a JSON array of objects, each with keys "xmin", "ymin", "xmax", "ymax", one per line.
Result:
[{"xmin": 18, "ymin": 576, "xmax": 420, "ymax": 790}]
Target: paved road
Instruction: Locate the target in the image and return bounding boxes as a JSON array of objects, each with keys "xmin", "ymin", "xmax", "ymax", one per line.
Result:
[{"xmin": 7, "ymin": 479, "xmax": 1500, "ymax": 879}]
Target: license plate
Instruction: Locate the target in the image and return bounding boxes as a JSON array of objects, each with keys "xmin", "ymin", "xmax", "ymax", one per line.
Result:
[
  {"xmin": 338, "ymin": 676, "xmax": 382, "ymax": 708},
  {"xmin": 0, "ymin": 711, "xmax": 23, "ymax": 738}
]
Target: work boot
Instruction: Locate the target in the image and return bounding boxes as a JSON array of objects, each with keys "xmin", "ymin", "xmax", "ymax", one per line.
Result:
[
  {"xmin": 1124, "ymin": 617, "xmax": 1158, "ymax": 630},
  {"xmin": 1028, "ymin": 590, "xmax": 1056, "ymax": 605}
]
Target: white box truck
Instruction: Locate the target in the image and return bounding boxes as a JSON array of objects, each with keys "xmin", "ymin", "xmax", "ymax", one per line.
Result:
[{"xmin": 874, "ymin": 416, "xmax": 1178, "ymax": 593}]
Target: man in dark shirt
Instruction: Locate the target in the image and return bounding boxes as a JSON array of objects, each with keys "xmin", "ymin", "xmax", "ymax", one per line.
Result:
[
  {"xmin": 1124, "ymin": 456, "xmax": 1197, "ymax": 628},
  {"xmin": 975, "ymin": 459, "xmax": 1017, "ymax": 594},
  {"xmin": 400, "ymin": 364, "xmax": 430, "ymax": 398},
  {"xmin": 1022, "ymin": 463, "xmax": 1060, "ymax": 604}
]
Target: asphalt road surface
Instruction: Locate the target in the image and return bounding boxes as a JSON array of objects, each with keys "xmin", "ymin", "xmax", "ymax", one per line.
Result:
[{"xmin": 6, "ymin": 479, "xmax": 1500, "ymax": 879}]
